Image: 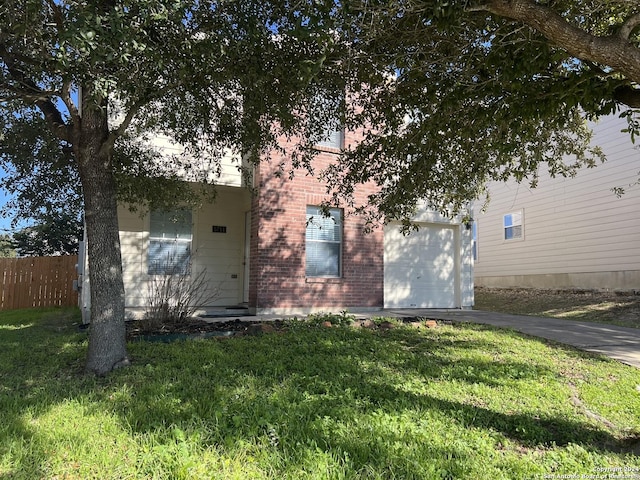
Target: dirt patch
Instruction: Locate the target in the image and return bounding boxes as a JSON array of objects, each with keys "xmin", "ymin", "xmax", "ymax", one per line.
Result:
[
  {"xmin": 125, "ymin": 316, "xmax": 438, "ymax": 342},
  {"xmin": 474, "ymin": 287, "xmax": 640, "ymax": 329},
  {"xmin": 126, "ymin": 318, "xmax": 288, "ymax": 341}
]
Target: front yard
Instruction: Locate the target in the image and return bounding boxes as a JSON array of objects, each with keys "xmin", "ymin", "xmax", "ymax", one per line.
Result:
[{"xmin": 1, "ymin": 308, "xmax": 639, "ymax": 479}]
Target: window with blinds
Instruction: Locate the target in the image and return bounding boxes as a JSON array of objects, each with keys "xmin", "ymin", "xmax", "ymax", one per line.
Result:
[
  {"xmin": 503, "ymin": 211, "xmax": 523, "ymax": 240},
  {"xmin": 305, "ymin": 206, "xmax": 342, "ymax": 277},
  {"xmin": 316, "ymin": 125, "xmax": 344, "ymax": 149},
  {"xmin": 310, "ymin": 90, "xmax": 344, "ymax": 150},
  {"xmin": 148, "ymin": 208, "xmax": 192, "ymax": 275}
]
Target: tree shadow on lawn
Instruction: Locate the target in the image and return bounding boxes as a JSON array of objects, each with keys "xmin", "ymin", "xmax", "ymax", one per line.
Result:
[
  {"xmin": 1, "ymin": 319, "xmax": 637, "ymax": 477},
  {"xmin": 0, "ymin": 309, "xmax": 90, "ymax": 479},
  {"xmin": 117, "ymin": 326, "xmax": 634, "ymax": 449}
]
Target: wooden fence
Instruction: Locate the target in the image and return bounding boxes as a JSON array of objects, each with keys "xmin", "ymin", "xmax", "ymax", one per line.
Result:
[{"xmin": 0, "ymin": 255, "xmax": 79, "ymax": 310}]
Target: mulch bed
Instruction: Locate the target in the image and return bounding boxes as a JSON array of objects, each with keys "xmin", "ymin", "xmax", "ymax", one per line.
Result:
[
  {"xmin": 125, "ymin": 316, "xmax": 439, "ymax": 342},
  {"xmin": 126, "ymin": 318, "xmax": 288, "ymax": 341}
]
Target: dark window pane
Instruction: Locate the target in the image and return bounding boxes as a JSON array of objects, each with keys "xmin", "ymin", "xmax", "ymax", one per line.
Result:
[
  {"xmin": 148, "ymin": 240, "xmax": 191, "ymax": 275},
  {"xmin": 305, "ymin": 241, "xmax": 340, "ymax": 277}
]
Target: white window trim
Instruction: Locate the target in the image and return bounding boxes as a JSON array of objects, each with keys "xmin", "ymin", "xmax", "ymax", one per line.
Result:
[
  {"xmin": 472, "ymin": 221, "xmax": 478, "ymax": 262},
  {"xmin": 148, "ymin": 208, "xmax": 193, "ymax": 275},
  {"xmin": 305, "ymin": 206, "xmax": 343, "ymax": 278},
  {"xmin": 503, "ymin": 209, "xmax": 524, "ymax": 242}
]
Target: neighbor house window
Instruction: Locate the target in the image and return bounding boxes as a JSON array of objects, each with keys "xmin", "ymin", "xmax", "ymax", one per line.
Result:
[
  {"xmin": 148, "ymin": 208, "xmax": 192, "ymax": 275},
  {"xmin": 306, "ymin": 206, "xmax": 342, "ymax": 277},
  {"xmin": 503, "ymin": 211, "xmax": 523, "ymax": 240}
]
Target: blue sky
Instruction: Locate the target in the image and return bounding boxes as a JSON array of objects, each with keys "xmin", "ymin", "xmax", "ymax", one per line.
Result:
[
  {"xmin": 0, "ymin": 188, "xmax": 19, "ymax": 233},
  {"xmin": 0, "ymin": 168, "xmax": 29, "ymax": 234}
]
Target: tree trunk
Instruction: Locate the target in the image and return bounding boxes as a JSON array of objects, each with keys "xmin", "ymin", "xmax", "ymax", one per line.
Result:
[{"xmin": 77, "ymin": 96, "xmax": 129, "ymax": 376}]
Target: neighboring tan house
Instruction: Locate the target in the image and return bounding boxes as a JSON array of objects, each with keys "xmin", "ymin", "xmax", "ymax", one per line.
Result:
[
  {"xmin": 79, "ymin": 125, "xmax": 474, "ymax": 322},
  {"xmin": 474, "ymin": 113, "xmax": 640, "ymax": 292}
]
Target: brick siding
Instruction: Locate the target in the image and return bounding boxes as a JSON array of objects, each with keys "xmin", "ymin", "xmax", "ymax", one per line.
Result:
[{"xmin": 248, "ymin": 129, "xmax": 384, "ymax": 311}]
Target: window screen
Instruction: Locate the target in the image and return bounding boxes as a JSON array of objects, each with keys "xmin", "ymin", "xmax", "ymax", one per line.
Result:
[
  {"xmin": 306, "ymin": 206, "xmax": 342, "ymax": 277},
  {"xmin": 503, "ymin": 211, "xmax": 523, "ymax": 240},
  {"xmin": 148, "ymin": 208, "xmax": 192, "ymax": 275}
]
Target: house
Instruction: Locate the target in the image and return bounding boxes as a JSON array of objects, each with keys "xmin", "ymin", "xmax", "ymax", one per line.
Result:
[
  {"xmin": 79, "ymin": 124, "xmax": 474, "ymax": 322},
  {"xmin": 474, "ymin": 113, "xmax": 640, "ymax": 292}
]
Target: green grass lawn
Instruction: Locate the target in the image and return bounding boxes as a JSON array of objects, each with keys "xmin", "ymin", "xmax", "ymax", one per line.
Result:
[{"xmin": 1, "ymin": 308, "xmax": 639, "ymax": 479}]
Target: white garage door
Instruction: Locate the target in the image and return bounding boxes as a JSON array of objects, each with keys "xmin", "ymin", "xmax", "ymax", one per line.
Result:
[{"xmin": 384, "ymin": 223, "xmax": 458, "ymax": 308}]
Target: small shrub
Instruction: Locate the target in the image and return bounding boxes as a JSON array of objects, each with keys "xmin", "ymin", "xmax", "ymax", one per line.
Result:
[
  {"xmin": 145, "ymin": 253, "xmax": 220, "ymax": 328},
  {"xmin": 306, "ymin": 310, "xmax": 356, "ymax": 327}
]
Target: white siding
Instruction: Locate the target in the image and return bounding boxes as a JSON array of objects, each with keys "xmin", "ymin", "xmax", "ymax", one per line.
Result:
[
  {"xmin": 118, "ymin": 186, "xmax": 251, "ymax": 313},
  {"xmin": 148, "ymin": 134, "xmax": 243, "ymax": 187},
  {"xmin": 475, "ymin": 114, "xmax": 640, "ymax": 290},
  {"xmin": 108, "ymin": 98, "xmax": 244, "ymax": 187}
]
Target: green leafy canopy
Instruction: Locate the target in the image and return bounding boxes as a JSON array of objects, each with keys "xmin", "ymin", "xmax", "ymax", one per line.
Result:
[
  {"xmin": 11, "ymin": 212, "xmax": 82, "ymax": 256},
  {"xmin": 295, "ymin": 0, "xmax": 640, "ymax": 222},
  {"xmin": 0, "ymin": 0, "xmax": 346, "ymax": 374}
]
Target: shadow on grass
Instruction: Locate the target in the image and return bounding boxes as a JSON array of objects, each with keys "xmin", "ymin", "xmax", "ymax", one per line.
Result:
[
  {"xmin": 1, "ymin": 312, "xmax": 637, "ymax": 478},
  {"xmin": 0, "ymin": 308, "xmax": 88, "ymax": 479},
  {"xmin": 475, "ymin": 288, "xmax": 640, "ymax": 329}
]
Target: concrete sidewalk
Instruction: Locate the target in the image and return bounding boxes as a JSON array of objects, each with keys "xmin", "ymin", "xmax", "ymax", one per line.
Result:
[{"xmin": 382, "ymin": 309, "xmax": 640, "ymax": 369}]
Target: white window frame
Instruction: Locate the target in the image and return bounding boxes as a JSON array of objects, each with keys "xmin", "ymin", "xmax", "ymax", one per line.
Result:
[
  {"xmin": 316, "ymin": 126, "xmax": 344, "ymax": 150},
  {"xmin": 305, "ymin": 206, "xmax": 343, "ymax": 278},
  {"xmin": 148, "ymin": 208, "xmax": 193, "ymax": 275},
  {"xmin": 503, "ymin": 210, "xmax": 524, "ymax": 241},
  {"xmin": 311, "ymin": 91, "xmax": 344, "ymax": 150}
]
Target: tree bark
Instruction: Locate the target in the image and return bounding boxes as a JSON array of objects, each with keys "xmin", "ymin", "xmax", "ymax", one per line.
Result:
[
  {"xmin": 480, "ymin": 0, "xmax": 640, "ymax": 108},
  {"xmin": 76, "ymin": 93, "xmax": 129, "ymax": 376}
]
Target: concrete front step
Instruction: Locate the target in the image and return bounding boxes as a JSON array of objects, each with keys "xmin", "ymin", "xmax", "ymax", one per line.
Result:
[{"xmin": 199, "ymin": 306, "xmax": 251, "ymax": 318}]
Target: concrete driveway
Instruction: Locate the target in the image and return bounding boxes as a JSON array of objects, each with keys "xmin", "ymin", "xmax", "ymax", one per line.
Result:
[{"xmin": 382, "ymin": 308, "xmax": 640, "ymax": 369}]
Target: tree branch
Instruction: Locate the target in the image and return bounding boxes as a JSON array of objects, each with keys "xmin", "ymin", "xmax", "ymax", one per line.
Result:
[
  {"xmin": 0, "ymin": 87, "xmax": 59, "ymax": 102},
  {"xmin": 474, "ymin": 0, "xmax": 640, "ymax": 90},
  {"xmin": 0, "ymin": 46, "xmax": 71, "ymax": 142},
  {"xmin": 100, "ymin": 83, "xmax": 180, "ymax": 157},
  {"xmin": 619, "ymin": 13, "xmax": 640, "ymax": 41},
  {"xmin": 613, "ymin": 85, "xmax": 640, "ymax": 108},
  {"xmin": 30, "ymin": 98, "xmax": 69, "ymax": 143},
  {"xmin": 61, "ymin": 79, "xmax": 79, "ymax": 122},
  {"xmin": 45, "ymin": 0, "xmax": 65, "ymax": 31}
]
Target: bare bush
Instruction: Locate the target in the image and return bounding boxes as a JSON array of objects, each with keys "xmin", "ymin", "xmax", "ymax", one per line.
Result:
[{"xmin": 145, "ymin": 253, "xmax": 220, "ymax": 328}]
